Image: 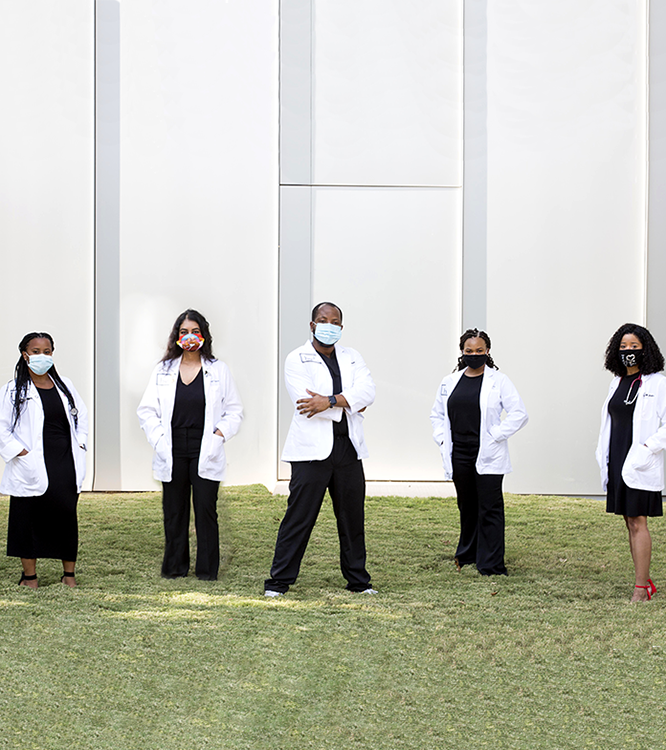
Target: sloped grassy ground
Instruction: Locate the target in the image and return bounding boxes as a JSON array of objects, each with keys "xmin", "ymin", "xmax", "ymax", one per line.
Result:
[{"xmin": 0, "ymin": 487, "xmax": 664, "ymax": 750}]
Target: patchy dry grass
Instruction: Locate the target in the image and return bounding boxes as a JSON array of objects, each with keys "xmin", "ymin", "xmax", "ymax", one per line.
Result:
[{"xmin": 0, "ymin": 487, "xmax": 664, "ymax": 749}]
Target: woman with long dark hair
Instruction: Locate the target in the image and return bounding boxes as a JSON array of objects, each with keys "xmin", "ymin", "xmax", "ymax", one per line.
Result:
[
  {"xmin": 137, "ymin": 309, "xmax": 243, "ymax": 580},
  {"xmin": 430, "ymin": 329, "xmax": 528, "ymax": 576},
  {"xmin": 596, "ymin": 323, "xmax": 666, "ymax": 602},
  {"xmin": 0, "ymin": 333, "xmax": 88, "ymax": 588}
]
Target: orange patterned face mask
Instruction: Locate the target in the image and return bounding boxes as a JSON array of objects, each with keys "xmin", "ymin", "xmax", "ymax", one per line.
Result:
[{"xmin": 177, "ymin": 333, "xmax": 204, "ymax": 352}]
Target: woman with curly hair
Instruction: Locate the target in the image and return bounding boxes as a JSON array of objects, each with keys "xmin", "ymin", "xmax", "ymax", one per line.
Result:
[
  {"xmin": 0, "ymin": 332, "xmax": 88, "ymax": 588},
  {"xmin": 596, "ymin": 323, "xmax": 666, "ymax": 602},
  {"xmin": 430, "ymin": 329, "xmax": 528, "ymax": 576},
  {"xmin": 137, "ymin": 309, "xmax": 243, "ymax": 580}
]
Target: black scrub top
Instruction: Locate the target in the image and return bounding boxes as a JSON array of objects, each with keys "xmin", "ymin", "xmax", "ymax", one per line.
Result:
[
  {"xmin": 448, "ymin": 373, "xmax": 484, "ymax": 450},
  {"xmin": 317, "ymin": 349, "xmax": 349, "ymax": 438}
]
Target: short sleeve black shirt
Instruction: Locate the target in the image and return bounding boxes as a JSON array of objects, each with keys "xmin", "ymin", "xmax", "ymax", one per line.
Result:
[{"xmin": 447, "ymin": 372, "xmax": 483, "ymax": 449}]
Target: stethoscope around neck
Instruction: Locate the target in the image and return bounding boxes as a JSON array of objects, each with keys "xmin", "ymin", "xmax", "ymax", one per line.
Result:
[{"xmin": 624, "ymin": 373, "xmax": 642, "ymax": 405}]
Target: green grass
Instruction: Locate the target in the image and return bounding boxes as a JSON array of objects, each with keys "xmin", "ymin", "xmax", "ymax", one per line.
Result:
[{"xmin": 0, "ymin": 487, "xmax": 665, "ymax": 749}]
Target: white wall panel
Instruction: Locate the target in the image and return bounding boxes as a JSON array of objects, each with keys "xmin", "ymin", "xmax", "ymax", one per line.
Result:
[
  {"xmin": 0, "ymin": 2, "xmax": 648, "ymax": 497},
  {"xmin": 310, "ymin": 187, "xmax": 462, "ymax": 481},
  {"xmin": 119, "ymin": 1, "xmax": 279, "ymax": 489},
  {"xmin": 486, "ymin": 1, "xmax": 647, "ymax": 494},
  {"xmin": 0, "ymin": 1, "xmax": 95, "ymax": 488},
  {"xmin": 647, "ymin": 2, "xmax": 666, "ymax": 348},
  {"xmin": 311, "ymin": 0, "xmax": 462, "ymax": 187}
]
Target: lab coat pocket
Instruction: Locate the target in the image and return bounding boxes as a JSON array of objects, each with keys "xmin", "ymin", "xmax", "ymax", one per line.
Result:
[
  {"xmin": 628, "ymin": 443, "xmax": 658, "ymax": 471},
  {"xmin": 74, "ymin": 444, "xmax": 87, "ymax": 486},
  {"xmin": 488, "ymin": 423, "xmax": 504, "ymax": 442},
  {"xmin": 154, "ymin": 434, "xmax": 170, "ymax": 460},
  {"xmin": 152, "ymin": 435, "xmax": 170, "ymax": 478},
  {"xmin": 485, "ymin": 427, "xmax": 506, "ymax": 458},
  {"xmin": 486, "ymin": 437, "xmax": 504, "ymax": 460},
  {"xmin": 208, "ymin": 432, "xmax": 227, "ymax": 466},
  {"xmin": 622, "ymin": 443, "xmax": 663, "ymax": 491},
  {"xmin": 12, "ymin": 452, "xmax": 41, "ymax": 493}
]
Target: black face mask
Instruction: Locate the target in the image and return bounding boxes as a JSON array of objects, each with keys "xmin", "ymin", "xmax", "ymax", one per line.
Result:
[
  {"xmin": 619, "ymin": 350, "xmax": 643, "ymax": 369},
  {"xmin": 462, "ymin": 353, "xmax": 487, "ymax": 370}
]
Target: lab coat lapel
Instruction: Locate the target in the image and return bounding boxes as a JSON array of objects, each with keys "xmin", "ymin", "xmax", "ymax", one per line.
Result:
[
  {"xmin": 304, "ymin": 340, "xmax": 334, "ymax": 394},
  {"xmin": 479, "ymin": 366, "xmax": 495, "ymax": 414},
  {"xmin": 336, "ymin": 345, "xmax": 352, "ymax": 391},
  {"xmin": 160, "ymin": 358, "xmax": 180, "ymax": 427},
  {"xmin": 26, "ymin": 380, "xmax": 43, "ymax": 438}
]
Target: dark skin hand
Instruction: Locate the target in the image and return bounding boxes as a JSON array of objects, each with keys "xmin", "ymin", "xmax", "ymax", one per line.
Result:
[{"xmin": 296, "ymin": 304, "xmax": 366, "ymax": 418}]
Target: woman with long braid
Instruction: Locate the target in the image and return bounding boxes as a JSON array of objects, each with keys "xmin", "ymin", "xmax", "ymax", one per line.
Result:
[
  {"xmin": 0, "ymin": 333, "xmax": 88, "ymax": 588},
  {"xmin": 430, "ymin": 329, "xmax": 528, "ymax": 576}
]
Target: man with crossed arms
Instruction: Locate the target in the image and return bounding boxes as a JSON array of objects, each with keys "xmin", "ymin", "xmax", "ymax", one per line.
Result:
[{"xmin": 265, "ymin": 301, "xmax": 377, "ymax": 596}]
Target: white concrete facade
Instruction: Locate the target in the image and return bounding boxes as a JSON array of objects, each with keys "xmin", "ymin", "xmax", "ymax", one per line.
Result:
[{"xmin": 0, "ymin": 1, "xmax": 656, "ymax": 496}]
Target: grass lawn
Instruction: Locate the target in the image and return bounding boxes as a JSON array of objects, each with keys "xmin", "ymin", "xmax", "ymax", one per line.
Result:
[{"xmin": 0, "ymin": 487, "xmax": 665, "ymax": 750}]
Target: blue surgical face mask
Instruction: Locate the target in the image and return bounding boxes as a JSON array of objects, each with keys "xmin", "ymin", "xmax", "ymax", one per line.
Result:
[
  {"xmin": 27, "ymin": 354, "xmax": 54, "ymax": 376},
  {"xmin": 314, "ymin": 323, "xmax": 342, "ymax": 346}
]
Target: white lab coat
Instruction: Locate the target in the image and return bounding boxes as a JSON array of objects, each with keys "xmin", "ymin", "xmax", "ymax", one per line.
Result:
[
  {"xmin": 0, "ymin": 375, "xmax": 88, "ymax": 496},
  {"xmin": 430, "ymin": 367, "xmax": 528, "ymax": 480},
  {"xmin": 281, "ymin": 340, "xmax": 376, "ymax": 462},
  {"xmin": 595, "ymin": 372, "xmax": 666, "ymax": 492},
  {"xmin": 137, "ymin": 357, "xmax": 243, "ymax": 483}
]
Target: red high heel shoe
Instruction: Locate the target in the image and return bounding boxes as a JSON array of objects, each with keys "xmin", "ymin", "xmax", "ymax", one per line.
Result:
[
  {"xmin": 648, "ymin": 579, "xmax": 657, "ymax": 597},
  {"xmin": 635, "ymin": 584, "xmax": 653, "ymax": 601}
]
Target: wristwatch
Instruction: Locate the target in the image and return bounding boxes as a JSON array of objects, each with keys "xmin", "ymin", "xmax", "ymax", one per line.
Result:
[{"xmin": 328, "ymin": 395, "xmax": 337, "ymax": 408}]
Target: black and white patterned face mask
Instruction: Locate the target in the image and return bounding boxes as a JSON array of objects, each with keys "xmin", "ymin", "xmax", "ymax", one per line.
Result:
[{"xmin": 619, "ymin": 350, "xmax": 643, "ymax": 368}]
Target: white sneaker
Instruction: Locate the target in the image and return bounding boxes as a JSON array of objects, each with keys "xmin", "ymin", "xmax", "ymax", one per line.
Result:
[
  {"xmin": 264, "ymin": 590, "xmax": 283, "ymax": 597},
  {"xmin": 359, "ymin": 588, "xmax": 378, "ymax": 594}
]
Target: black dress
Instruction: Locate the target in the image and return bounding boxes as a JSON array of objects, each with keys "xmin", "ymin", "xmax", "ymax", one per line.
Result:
[
  {"xmin": 6, "ymin": 386, "xmax": 79, "ymax": 560},
  {"xmin": 606, "ymin": 374, "xmax": 663, "ymax": 517}
]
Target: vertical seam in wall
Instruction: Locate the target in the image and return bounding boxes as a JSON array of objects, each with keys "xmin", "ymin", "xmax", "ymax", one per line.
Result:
[
  {"xmin": 461, "ymin": 0, "xmax": 466, "ymax": 334},
  {"xmin": 93, "ymin": 0, "xmax": 121, "ymax": 489},
  {"xmin": 276, "ymin": 0, "xmax": 282, "ymax": 482},
  {"xmin": 644, "ymin": 0, "xmax": 648, "ymax": 323},
  {"xmin": 309, "ymin": 0, "xmax": 314, "ymax": 305},
  {"xmin": 92, "ymin": 0, "xmax": 98, "ymax": 489},
  {"xmin": 461, "ymin": 0, "xmax": 487, "ymax": 332},
  {"xmin": 461, "ymin": 0, "xmax": 466, "ymax": 335}
]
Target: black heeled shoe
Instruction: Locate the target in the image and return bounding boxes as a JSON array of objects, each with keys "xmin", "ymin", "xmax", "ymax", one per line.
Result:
[
  {"xmin": 61, "ymin": 572, "xmax": 76, "ymax": 585},
  {"xmin": 18, "ymin": 572, "xmax": 37, "ymax": 587}
]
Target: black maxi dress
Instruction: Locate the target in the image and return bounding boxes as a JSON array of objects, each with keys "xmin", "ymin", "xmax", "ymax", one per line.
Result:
[
  {"xmin": 606, "ymin": 374, "xmax": 663, "ymax": 518},
  {"xmin": 6, "ymin": 386, "xmax": 79, "ymax": 560}
]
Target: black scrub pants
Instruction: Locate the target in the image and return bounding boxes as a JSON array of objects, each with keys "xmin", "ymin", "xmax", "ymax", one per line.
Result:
[
  {"xmin": 265, "ymin": 436, "xmax": 371, "ymax": 593},
  {"xmin": 161, "ymin": 427, "xmax": 220, "ymax": 580},
  {"xmin": 452, "ymin": 445, "xmax": 507, "ymax": 576}
]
